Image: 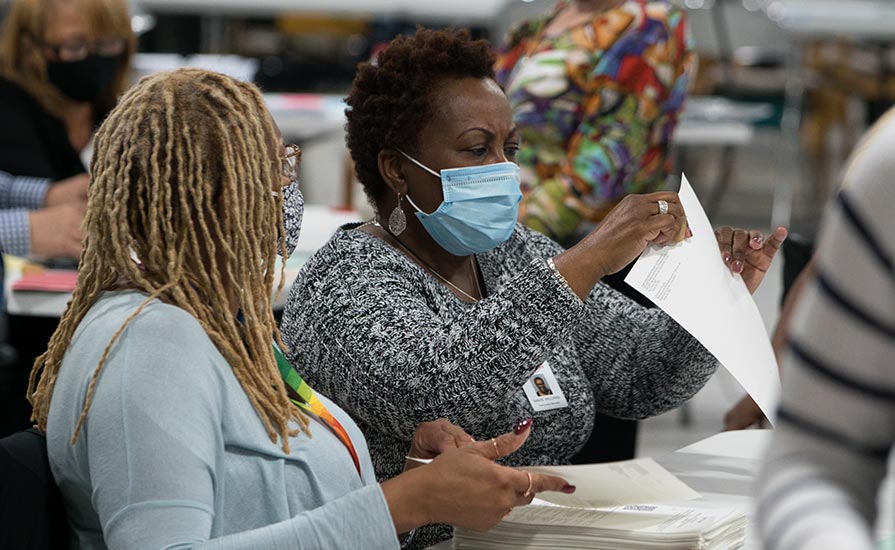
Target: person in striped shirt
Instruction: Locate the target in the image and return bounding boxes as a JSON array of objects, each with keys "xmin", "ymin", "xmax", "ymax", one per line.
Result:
[
  {"xmin": 0, "ymin": 170, "xmax": 87, "ymax": 258},
  {"xmin": 757, "ymin": 110, "xmax": 895, "ymax": 550}
]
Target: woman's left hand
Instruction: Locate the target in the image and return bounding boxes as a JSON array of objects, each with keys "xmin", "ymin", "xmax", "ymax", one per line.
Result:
[
  {"xmin": 714, "ymin": 226, "xmax": 788, "ymax": 294},
  {"xmin": 404, "ymin": 418, "xmax": 475, "ymax": 471}
]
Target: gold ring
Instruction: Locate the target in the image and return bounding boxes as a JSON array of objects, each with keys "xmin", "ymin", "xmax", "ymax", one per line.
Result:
[
  {"xmin": 491, "ymin": 437, "xmax": 499, "ymax": 460},
  {"xmin": 524, "ymin": 471, "xmax": 533, "ymax": 497}
]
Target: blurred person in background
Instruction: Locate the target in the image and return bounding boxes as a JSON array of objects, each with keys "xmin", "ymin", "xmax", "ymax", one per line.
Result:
[
  {"xmin": 495, "ymin": 0, "xmax": 694, "ymax": 245},
  {"xmin": 495, "ymin": 0, "xmax": 694, "ymax": 462},
  {"xmin": 0, "ymin": 170, "xmax": 87, "ymax": 259},
  {"xmin": 757, "ymin": 109, "xmax": 895, "ymax": 550},
  {"xmin": 0, "ymin": 0, "xmax": 134, "ymax": 182},
  {"xmin": 0, "ymin": 0, "xmax": 133, "ymax": 437}
]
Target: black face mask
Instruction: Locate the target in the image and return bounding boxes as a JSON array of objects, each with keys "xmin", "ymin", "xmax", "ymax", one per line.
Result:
[{"xmin": 46, "ymin": 53, "xmax": 121, "ymax": 103}]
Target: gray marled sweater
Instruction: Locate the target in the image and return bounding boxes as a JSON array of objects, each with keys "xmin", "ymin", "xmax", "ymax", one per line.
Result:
[
  {"xmin": 282, "ymin": 222, "xmax": 716, "ymax": 470},
  {"xmin": 280, "ymin": 223, "xmax": 716, "ymax": 540}
]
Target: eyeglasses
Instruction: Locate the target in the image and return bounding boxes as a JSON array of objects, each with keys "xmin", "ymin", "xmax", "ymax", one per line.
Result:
[
  {"xmin": 39, "ymin": 37, "xmax": 127, "ymax": 63},
  {"xmin": 282, "ymin": 144, "xmax": 301, "ymax": 185}
]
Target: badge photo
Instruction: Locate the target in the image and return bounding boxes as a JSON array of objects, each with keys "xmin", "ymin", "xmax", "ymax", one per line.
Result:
[{"xmin": 523, "ymin": 361, "xmax": 569, "ymax": 412}]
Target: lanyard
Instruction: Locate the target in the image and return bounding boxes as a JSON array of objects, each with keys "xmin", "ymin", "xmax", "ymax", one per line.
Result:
[{"xmin": 273, "ymin": 345, "xmax": 362, "ymax": 478}]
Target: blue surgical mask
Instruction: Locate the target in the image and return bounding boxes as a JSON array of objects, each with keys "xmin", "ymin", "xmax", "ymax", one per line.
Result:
[{"xmin": 399, "ymin": 151, "xmax": 522, "ymax": 256}]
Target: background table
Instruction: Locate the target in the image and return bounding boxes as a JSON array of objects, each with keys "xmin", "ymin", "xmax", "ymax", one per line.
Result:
[
  {"xmin": 4, "ymin": 205, "xmax": 360, "ymax": 317},
  {"xmin": 767, "ymin": 0, "xmax": 895, "ymax": 229}
]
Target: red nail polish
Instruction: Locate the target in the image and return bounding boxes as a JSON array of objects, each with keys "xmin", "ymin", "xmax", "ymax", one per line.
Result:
[
  {"xmin": 562, "ymin": 484, "xmax": 576, "ymax": 493},
  {"xmin": 732, "ymin": 260, "xmax": 743, "ymax": 273},
  {"xmin": 513, "ymin": 417, "xmax": 533, "ymax": 435},
  {"xmin": 686, "ymin": 228, "xmax": 693, "ymax": 238},
  {"xmin": 723, "ymin": 254, "xmax": 731, "ymax": 263}
]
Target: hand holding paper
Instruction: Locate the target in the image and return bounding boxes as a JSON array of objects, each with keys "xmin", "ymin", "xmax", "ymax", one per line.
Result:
[
  {"xmin": 624, "ymin": 175, "xmax": 783, "ymax": 423},
  {"xmin": 714, "ymin": 225, "xmax": 788, "ymax": 294}
]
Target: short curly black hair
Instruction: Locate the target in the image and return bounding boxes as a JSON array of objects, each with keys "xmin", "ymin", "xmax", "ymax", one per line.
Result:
[{"xmin": 345, "ymin": 28, "xmax": 496, "ymax": 208}]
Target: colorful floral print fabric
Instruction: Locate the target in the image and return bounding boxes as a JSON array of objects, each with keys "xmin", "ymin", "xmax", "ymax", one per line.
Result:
[{"xmin": 496, "ymin": 0, "xmax": 695, "ymax": 243}]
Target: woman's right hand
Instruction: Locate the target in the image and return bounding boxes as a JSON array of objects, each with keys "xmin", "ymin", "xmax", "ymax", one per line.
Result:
[
  {"xmin": 553, "ymin": 192, "xmax": 689, "ymax": 299},
  {"xmin": 382, "ymin": 420, "xmax": 573, "ymax": 534}
]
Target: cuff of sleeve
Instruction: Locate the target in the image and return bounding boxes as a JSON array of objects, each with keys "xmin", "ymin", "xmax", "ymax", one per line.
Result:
[
  {"xmin": 367, "ymin": 484, "xmax": 402, "ymax": 549},
  {"xmin": 10, "ymin": 177, "xmax": 50, "ymax": 209},
  {"xmin": 513, "ymin": 258, "xmax": 588, "ymax": 327},
  {"xmin": 0, "ymin": 209, "xmax": 32, "ymax": 257}
]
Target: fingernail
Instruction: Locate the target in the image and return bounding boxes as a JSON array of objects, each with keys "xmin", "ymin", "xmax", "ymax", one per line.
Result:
[
  {"xmin": 686, "ymin": 228, "xmax": 693, "ymax": 238},
  {"xmin": 732, "ymin": 260, "xmax": 743, "ymax": 273},
  {"xmin": 513, "ymin": 417, "xmax": 533, "ymax": 435},
  {"xmin": 752, "ymin": 236, "xmax": 762, "ymax": 243},
  {"xmin": 562, "ymin": 484, "xmax": 576, "ymax": 493},
  {"xmin": 723, "ymin": 254, "xmax": 731, "ymax": 263}
]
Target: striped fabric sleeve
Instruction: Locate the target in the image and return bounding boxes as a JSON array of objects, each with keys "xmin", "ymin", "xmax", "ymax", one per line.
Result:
[
  {"xmin": 0, "ymin": 208, "xmax": 31, "ymax": 256},
  {"xmin": 757, "ymin": 179, "xmax": 895, "ymax": 549},
  {"xmin": 0, "ymin": 171, "xmax": 50, "ymax": 209}
]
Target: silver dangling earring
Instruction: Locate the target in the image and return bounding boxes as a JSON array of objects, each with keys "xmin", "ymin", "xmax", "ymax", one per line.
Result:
[{"xmin": 388, "ymin": 194, "xmax": 407, "ymax": 235}]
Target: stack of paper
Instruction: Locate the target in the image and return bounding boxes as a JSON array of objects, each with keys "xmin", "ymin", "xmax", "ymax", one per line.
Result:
[
  {"xmin": 453, "ymin": 501, "xmax": 746, "ymax": 550},
  {"xmin": 452, "ymin": 458, "xmax": 745, "ymax": 549}
]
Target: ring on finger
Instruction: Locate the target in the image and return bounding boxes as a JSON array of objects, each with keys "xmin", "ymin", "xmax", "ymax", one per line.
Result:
[
  {"xmin": 657, "ymin": 200, "xmax": 669, "ymax": 215},
  {"xmin": 523, "ymin": 471, "xmax": 533, "ymax": 497},
  {"xmin": 491, "ymin": 438, "xmax": 499, "ymax": 460}
]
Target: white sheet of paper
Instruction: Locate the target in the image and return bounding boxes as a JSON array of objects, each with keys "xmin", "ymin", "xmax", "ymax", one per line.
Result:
[
  {"xmin": 624, "ymin": 175, "xmax": 781, "ymax": 423},
  {"xmin": 524, "ymin": 458, "xmax": 700, "ymax": 508}
]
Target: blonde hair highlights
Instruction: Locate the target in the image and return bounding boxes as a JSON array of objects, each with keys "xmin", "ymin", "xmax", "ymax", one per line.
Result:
[{"xmin": 28, "ymin": 68, "xmax": 310, "ymax": 451}]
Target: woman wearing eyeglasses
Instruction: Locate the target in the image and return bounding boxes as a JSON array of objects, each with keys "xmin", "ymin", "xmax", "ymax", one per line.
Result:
[
  {"xmin": 0, "ymin": 0, "xmax": 134, "ymax": 181},
  {"xmin": 0, "ymin": 0, "xmax": 134, "ymax": 437},
  {"xmin": 0, "ymin": 0, "xmax": 133, "ymax": 258}
]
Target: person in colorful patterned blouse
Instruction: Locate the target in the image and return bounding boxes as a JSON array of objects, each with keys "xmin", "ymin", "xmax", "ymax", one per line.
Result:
[{"xmin": 495, "ymin": 0, "xmax": 695, "ymax": 245}]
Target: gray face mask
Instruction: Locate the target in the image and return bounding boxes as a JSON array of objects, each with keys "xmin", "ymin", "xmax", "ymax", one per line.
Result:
[{"xmin": 280, "ymin": 183, "xmax": 304, "ymax": 258}]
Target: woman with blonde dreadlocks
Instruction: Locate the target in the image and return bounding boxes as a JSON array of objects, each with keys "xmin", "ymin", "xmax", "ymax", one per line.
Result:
[{"xmin": 28, "ymin": 68, "xmax": 571, "ymax": 549}]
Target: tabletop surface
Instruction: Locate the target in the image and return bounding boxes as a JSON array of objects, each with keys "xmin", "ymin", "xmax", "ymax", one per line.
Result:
[
  {"xmin": 773, "ymin": 0, "xmax": 895, "ymax": 40},
  {"xmin": 5, "ymin": 205, "xmax": 361, "ymax": 317},
  {"xmin": 429, "ymin": 430, "xmax": 771, "ymax": 549},
  {"xmin": 131, "ymin": 0, "xmax": 510, "ymax": 20}
]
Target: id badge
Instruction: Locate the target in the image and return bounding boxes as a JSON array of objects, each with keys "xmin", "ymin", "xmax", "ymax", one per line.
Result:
[{"xmin": 523, "ymin": 361, "xmax": 569, "ymax": 412}]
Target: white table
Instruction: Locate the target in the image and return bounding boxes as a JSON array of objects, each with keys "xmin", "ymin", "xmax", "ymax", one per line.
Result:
[
  {"xmin": 133, "ymin": 0, "xmax": 509, "ymax": 21},
  {"xmin": 5, "ymin": 205, "xmax": 361, "ymax": 317},
  {"xmin": 430, "ymin": 430, "xmax": 771, "ymax": 549},
  {"xmin": 776, "ymin": 1, "xmax": 895, "ymax": 41}
]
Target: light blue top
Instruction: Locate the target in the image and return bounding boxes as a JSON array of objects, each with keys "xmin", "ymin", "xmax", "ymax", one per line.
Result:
[{"xmin": 46, "ymin": 290, "xmax": 400, "ymax": 549}]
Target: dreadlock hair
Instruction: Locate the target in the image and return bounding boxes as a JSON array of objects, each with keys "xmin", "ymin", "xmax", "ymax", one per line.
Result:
[
  {"xmin": 345, "ymin": 28, "xmax": 496, "ymax": 210},
  {"xmin": 27, "ymin": 68, "xmax": 310, "ymax": 451}
]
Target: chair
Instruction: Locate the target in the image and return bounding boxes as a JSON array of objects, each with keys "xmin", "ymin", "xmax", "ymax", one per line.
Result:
[{"xmin": 0, "ymin": 429, "xmax": 70, "ymax": 549}]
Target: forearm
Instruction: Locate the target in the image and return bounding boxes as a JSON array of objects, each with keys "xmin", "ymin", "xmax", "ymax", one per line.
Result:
[
  {"xmin": 9, "ymin": 175, "xmax": 50, "ymax": 208},
  {"xmin": 576, "ymin": 284, "xmax": 716, "ymax": 419},
  {"xmin": 103, "ymin": 485, "xmax": 400, "ymax": 550},
  {"xmin": 0, "ymin": 208, "xmax": 32, "ymax": 256},
  {"xmin": 381, "ymin": 469, "xmax": 432, "ymax": 535}
]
